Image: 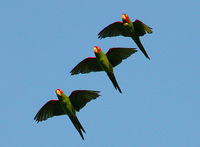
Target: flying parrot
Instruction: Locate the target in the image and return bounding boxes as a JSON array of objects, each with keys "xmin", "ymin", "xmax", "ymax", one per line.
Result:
[
  {"xmin": 34, "ymin": 89, "xmax": 100, "ymax": 140},
  {"xmin": 98, "ymin": 13, "xmax": 153, "ymax": 59},
  {"xmin": 70, "ymin": 46, "xmax": 137, "ymax": 93}
]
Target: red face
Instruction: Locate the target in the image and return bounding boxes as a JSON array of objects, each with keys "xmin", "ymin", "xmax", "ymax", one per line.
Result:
[
  {"xmin": 56, "ymin": 89, "xmax": 63, "ymax": 96},
  {"xmin": 121, "ymin": 13, "xmax": 129, "ymax": 23},
  {"xmin": 93, "ymin": 46, "xmax": 101, "ymax": 53}
]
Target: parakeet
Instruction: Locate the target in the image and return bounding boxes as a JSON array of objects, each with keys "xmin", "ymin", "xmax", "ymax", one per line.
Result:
[
  {"xmin": 70, "ymin": 46, "xmax": 137, "ymax": 93},
  {"xmin": 98, "ymin": 13, "xmax": 152, "ymax": 59},
  {"xmin": 34, "ymin": 89, "xmax": 100, "ymax": 140}
]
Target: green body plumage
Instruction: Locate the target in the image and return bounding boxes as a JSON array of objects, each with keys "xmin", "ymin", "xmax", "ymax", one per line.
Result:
[
  {"xmin": 95, "ymin": 50, "xmax": 113, "ymax": 73},
  {"xmin": 57, "ymin": 92, "xmax": 76, "ymax": 116},
  {"xmin": 123, "ymin": 16, "xmax": 150, "ymax": 59},
  {"xmin": 56, "ymin": 91, "xmax": 86, "ymax": 140},
  {"xmin": 94, "ymin": 48, "xmax": 121, "ymax": 93}
]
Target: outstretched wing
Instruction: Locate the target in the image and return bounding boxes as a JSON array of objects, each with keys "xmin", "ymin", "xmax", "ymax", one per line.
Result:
[
  {"xmin": 69, "ymin": 90, "xmax": 100, "ymax": 112},
  {"xmin": 133, "ymin": 20, "xmax": 153, "ymax": 36},
  {"xmin": 34, "ymin": 100, "xmax": 65, "ymax": 122},
  {"xmin": 98, "ymin": 21, "xmax": 130, "ymax": 39},
  {"xmin": 106, "ymin": 48, "xmax": 137, "ymax": 67},
  {"xmin": 70, "ymin": 57, "xmax": 103, "ymax": 75}
]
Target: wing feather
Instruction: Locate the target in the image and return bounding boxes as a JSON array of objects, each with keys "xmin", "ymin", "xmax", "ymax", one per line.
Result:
[
  {"xmin": 70, "ymin": 57, "xmax": 103, "ymax": 75},
  {"xmin": 98, "ymin": 21, "xmax": 130, "ymax": 39},
  {"xmin": 34, "ymin": 100, "xmax": 65, "ymax": 122},
  {"xmin": 106, "ymin": 48, "xmax": 137, "ymax": 67},
  {"xmin": 69, "ymin": 90, "xmax": 100, "ymax": 112},
  {"xmin": 133, "ymin": 20, "xmax": 153, "ymax": 36}
]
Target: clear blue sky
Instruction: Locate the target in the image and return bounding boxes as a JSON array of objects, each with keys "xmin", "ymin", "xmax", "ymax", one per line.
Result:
[{"xmin": 1, "ymin": 0, "xmax": 200, "ymax": 146}]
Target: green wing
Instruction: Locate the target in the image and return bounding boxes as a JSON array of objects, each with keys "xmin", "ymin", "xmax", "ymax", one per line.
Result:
[
  {"xmin": 70, "ymin": 57, "xmax": 103, "ymax": 75},
  {"xmin": 34, "ymin": 100, "xmax": 65, "ymax": 122},
  {"xmin": 98, "ymin": 21, "xmax": 130, "ymax": 39},
  {"xmin": 106, "ymin": 48, "xmax": 137, "ymax": 67},
  {"xmin": 133, "ymin": 20, "xmax": 153, "ymax": 36},
  {"xmin": 69, "ymin": 90, "xmax": 100, "ymax": 112}
]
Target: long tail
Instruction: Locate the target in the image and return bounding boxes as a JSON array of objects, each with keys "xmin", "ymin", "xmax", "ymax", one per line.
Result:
[
  {"xmin": 69, "ymin": 116, "xmax": 86, "ymax": 140},
  {"xmin": 134, "ymin": 37, "xmax": 150, "ymax": 60},
  {"xmin": 107, "ymin": 72, "xmax": 122, "ymax": 93}
]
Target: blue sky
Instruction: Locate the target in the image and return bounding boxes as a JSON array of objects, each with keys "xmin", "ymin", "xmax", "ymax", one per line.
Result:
[{"xmin": 1, "ymin": 0, "xmax": 200, "ymax": 146}]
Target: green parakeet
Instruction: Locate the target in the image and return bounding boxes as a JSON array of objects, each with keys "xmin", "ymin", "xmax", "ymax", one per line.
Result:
[
  {"xmin": 98, "ymin": 13, "xmax": 152, "ymax": 59},
  {"xmin": 34, "ymin": 89, "xmax": 100, "ymax": 140},
  {"xmin": 70, "ymin": 46, "xmax": 137, "ymax": 93}
]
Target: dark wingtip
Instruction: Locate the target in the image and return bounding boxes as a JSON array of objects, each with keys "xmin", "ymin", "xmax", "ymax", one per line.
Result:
[
  {"xmin": 95, "ymin": 90, "xmax": 101, "ymax": 96},
  {"xmin": 34, "ymin": 118, "xmax": 41, "ymax": 123},
  {"xmin": 97, "ymin": 36, "xmax": 102, "ymax": 40},
  {"xmin": 70, "ymin": 71, "xmax": 77, "ymax": 75},
  {"xmin": 34, "ymin": 116, "xmax": 38, "ymax": 122},
  {"xmin": 70, "ymin": 70, "xmax": 74, "ymax": 75},
  {"xmin": 34, "ymin": 119, "xmax": 40, "ymax": 123}
]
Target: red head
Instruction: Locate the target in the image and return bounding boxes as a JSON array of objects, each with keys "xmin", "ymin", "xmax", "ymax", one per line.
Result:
[
  {"xmin": 121, "ymin": 13, "xmax": 130, "ymax": 23},
  {"xmin": 56, "ymin": 89, "xmax": 63, "ymax": 96},
  {"xmin": 93, "ymin": 46, "xmax": 101, "ymax": 53}
]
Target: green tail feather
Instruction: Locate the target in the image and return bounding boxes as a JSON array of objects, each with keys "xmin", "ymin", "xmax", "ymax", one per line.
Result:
[
  {"xmin": 134, "ymin": 37, "xmax": 150, "ymax": 60},
  {"xmin": 107, "ymin": 72, "xmax": 122, "ymax": 93},
  {"xmin": 69, "ymin": 116, "xmax": 86, "ymax": 140}
]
